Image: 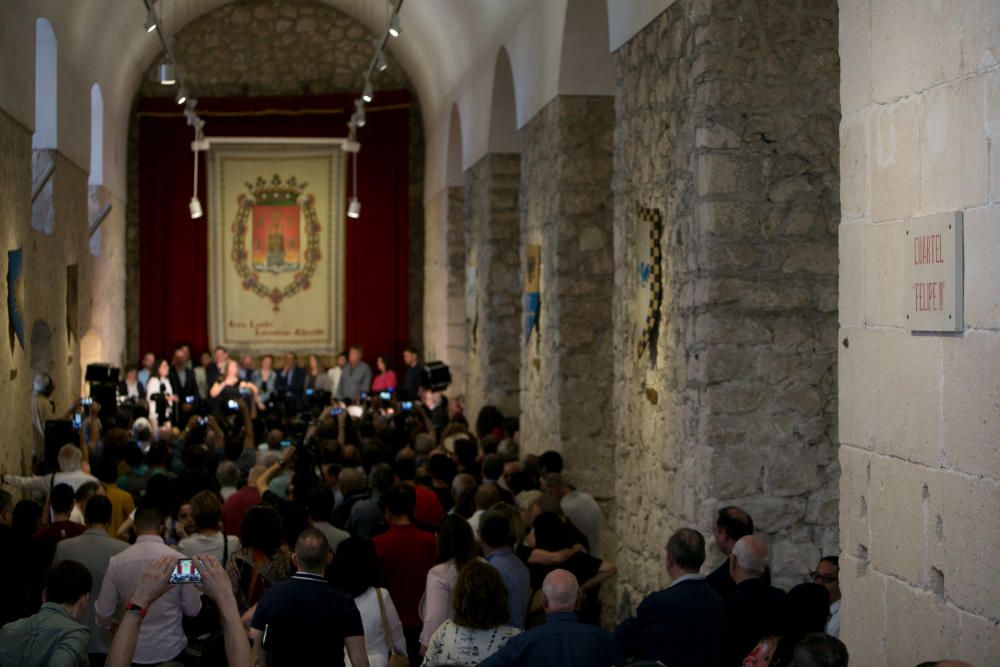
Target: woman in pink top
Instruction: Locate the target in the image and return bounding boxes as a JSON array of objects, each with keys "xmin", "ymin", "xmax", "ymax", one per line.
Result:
[
  {"xmin": 418, "ymin": 515, "xmax": 479, "ymax": 652},
  {"xmin": 371, "ymin": 354, "xmax": 398, "ymax": 392}
]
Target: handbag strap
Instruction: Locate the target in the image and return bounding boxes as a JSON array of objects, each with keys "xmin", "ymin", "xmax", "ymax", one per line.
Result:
[{"xmin": 374, "ymin": 587, "xmax": 394, "ymax": 649}]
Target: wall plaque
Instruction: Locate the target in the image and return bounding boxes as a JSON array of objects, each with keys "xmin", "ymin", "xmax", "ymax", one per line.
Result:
[{"xmin": 904, "ymin": 211, "xmax": 963, "ymax": 332}]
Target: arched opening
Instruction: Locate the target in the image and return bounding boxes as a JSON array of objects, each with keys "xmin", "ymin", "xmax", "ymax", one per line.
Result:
[
  {"xmin": 558, "ymin": 0, "xmax": 615, "ymax": 96},
  {"xmin": 89, "ymin": 83, "xmax": 103, "ymax": 186},
  {"xmin": 488, "ymin": 48, "xmax": 521, "ymax": 154},
  {"xmin": 33, "ymin": 18, "xmax": 57, "ymax": 150}
]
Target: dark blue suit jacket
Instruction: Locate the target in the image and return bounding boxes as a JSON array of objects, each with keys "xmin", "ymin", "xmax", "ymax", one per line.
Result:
[
  {"xmin": 479, "ymin": 612, "xmax": 623, "ymax": 667},
  {"xmin": 614, "ymin": 576, "xmax": 725, "ymax": 667}
]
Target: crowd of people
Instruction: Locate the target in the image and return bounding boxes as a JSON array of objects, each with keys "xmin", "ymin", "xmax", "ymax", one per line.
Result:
[{"xmin": 0, "ymin": 343, "xmax": 976, "ymax": 666}]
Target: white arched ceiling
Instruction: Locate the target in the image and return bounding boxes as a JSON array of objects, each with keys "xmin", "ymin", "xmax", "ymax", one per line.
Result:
[
  {"xmin": 1, "ymin": 0, "xmax": 670, "ymax": 202},
  {"xmin": 487, "ymin": 48, "xmax": 521, "ymax": 155},
  {"xmin": 446, "ymin": 104, "xmax": 464, "ymax": 188}
]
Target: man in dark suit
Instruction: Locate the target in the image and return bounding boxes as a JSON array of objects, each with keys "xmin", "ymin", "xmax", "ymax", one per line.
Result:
[
  {"xmin": 204, "ymin": 346, "xmax": 228, "ymax": 388},
  {"xmin": 706, "ymin": 506, "xmax": 756, "ymax": 596},
  {"xmin": 480, "ymin": 569, "xmax": 623, "ymax": 667},
  {"xmin": 721, "ymin": 535, "xmax": 788, "ymax": 666},
  {"xmin": 278, "ymin": 352, "xmax": 305, "ymax": 412},
  {"xmin": 168, "ymin": 347, "xmax": 199, "ymax": 407},
  {"xmin": 615, "ymin": 527, "xmax": 725, "ymax": 666}
]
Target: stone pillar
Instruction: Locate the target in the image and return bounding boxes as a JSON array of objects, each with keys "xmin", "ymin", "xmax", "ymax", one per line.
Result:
[
  {"xmin": 444, "ymin": 186, "xmax": 467, "ymax": 397},
  {"xmin": 464, "ymin": 153, "xmax": 521, "ymax": 418},
  {"xmin": 518, "ymin": 95, "xmax": 614, "ymax": 499},
  {"xmin": 613, "ymin": 0, "xmax": 840, "ymax": 611},
  {"xmin": 838, "ymin": 0, "xmax": 1000, "ymax": 663}
]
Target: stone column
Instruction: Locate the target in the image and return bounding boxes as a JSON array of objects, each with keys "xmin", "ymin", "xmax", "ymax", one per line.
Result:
[
  {"xmin": 464, "ymin": 154, "xmax": 521, "ymax": 417},
  {"xmin": 518, "ymin": 95, "xmax": 614, "ymax": 499},
  {"xmin": 444, "ymin": 186, "xmax": 467, "ymax": 397},
  {"xmin": 613, "ymin": 0, "xmax": 840, "ymax": 610}
]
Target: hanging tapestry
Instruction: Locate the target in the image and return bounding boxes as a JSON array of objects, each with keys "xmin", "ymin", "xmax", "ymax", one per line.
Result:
[
  {"xmin": 635, "ymin": 206, "xmax": 664, "ymax": 366},
  {"xmin": 66, "ymin": 264, "xmax": 78, "ymax": 344},
  {"xmin": 207, "ymin": 144, "xmax": 346, "ymax": 352},
  {"xmin": 524, "ymin": 244, "xmax": 541, "ymax": 344},
  {"xmin": 7, "ymin": 247, "xmax": 24, "ymax": 354}
]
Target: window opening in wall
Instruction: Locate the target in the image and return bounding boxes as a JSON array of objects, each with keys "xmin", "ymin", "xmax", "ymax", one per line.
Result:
[
  {"xmin": 89, "ymin": 83, "xmax": 103, "ymax": 186},
  {"xmin": 33, "ymin": 18, "xmax": 58, "ymax": 150}
]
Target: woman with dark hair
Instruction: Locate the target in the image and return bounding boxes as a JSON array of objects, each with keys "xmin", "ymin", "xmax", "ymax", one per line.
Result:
[
  {"xmin": 371, "ymin": 354, "xmax": 398, "ymax": 392},
  {"xmin": 178, "ymin": 490, "xmax": 240, "ymax": 565},
  {"xmin": 749, "ymin": 582, "xmax": 831, "ymax": 666},
  {"xmin": 252, "ymin": 354, "xmax": 278, "ymax": 403},
  {"xmin": 474, "ymin": 405, "xmax": 504, "ymax": 440},
  {"xmin": 333, "ymin": 537, "xmax": 407, "ymax": 667},
  {"xmin": 305, "ymin": 354, "xmax": 332, "ymax": 392},
  {"xmin": 145, "ymin": 358, "xmax": 177, "ymax": 428},
  {"xmin": 419, "ymin": 514, "xmax": 480, "ymax": 651},
  {"xmin": 421, "ymin": 560, "xmax": 519, "ymax": 666},
  {"xmin": 225, "ymin": 504, "xmax": 291, "ymax": 615}
]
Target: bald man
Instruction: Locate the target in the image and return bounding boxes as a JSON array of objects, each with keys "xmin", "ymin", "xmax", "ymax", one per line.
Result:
[
  {"xmin": 480, "ymin": 569, "xmax": 623, "ymax": 667},
  {"xmin": 721, "ymin": 535, "xmax": 788, "ymax": 666}
]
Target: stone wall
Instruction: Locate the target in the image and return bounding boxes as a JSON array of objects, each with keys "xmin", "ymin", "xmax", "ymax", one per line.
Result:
[
  {"xmin": 445, "ymin": 186, "xmax": 467, "ymax": 397},
  {"xmin": 517, "ymin": 95, "xmax": 615, "ymax": 501},
  {"xmin": 612, "ymin": 0, "xmax": 840, "ymax": 612},
  {"xmin": 126, "ymin": 0, "xmax": 423, "ymax": 361},
  {"xmin": 464, "ymin": 154, "xmax": 521, "ymax": 418},
  {"xmin": 0, "ymin": 108, "xmax": 119, "ymax": 477},
  {"xmin": 838, "ymin": 0, "xmax": 1000, "ymax": 662}
]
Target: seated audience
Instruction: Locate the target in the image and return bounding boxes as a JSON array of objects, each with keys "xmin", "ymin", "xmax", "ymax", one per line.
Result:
[
  {"xmin": 250, "ymin": 528, "xmax": 369, "ymax": 666},
  {"xmin": 333, "ymin": 537, "xmax": 407, "ymax": 667},
  {"xmin": 480, "ymin": 569, "xmax": 623, "ymax": 667},
  {"xmin": 53, "ymin": 495, "xmax": 128, "ymax": 665},
  {"xmin": 0, "ymin": 560, "xmax": 93, "ymax": 667},
  {"xmin": 721, "ymin": 535, "xmax": 788, "ymax": 666},
  {"xmin": 422, "ymin": 559, "xmax": 520, "ymax": 666},
  {"xmin": 615, "ymin": 527, "xmax": 725, "ymax": 666},
  {"xmin": 419, "ymin": 514, "xmax": 480, "ymax": 651}
]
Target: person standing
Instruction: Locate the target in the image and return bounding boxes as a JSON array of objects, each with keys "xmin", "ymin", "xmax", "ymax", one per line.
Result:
[
  {"xmin": 811, "ymin": 555, "xmax": 842, "ymax": 638},
  {"xmin": 250, "ymin": 528, "xmax": 369, "ymax": 666},
  {"xmin": 720, "ymin": 536, "xmax": 788, "ymax": 666},
  {"xmin": 400, "ymin": 346, "xmax": 422, "ymax": 400},
  {"xmin": 706, "ymin": 506, "xmax": 755, "ymax": 596},
  {"xmin": 337, "ymin": 344, "xmax": 373, "ymax": 402},
  {"xmin": 53, "ymin": 496, "xmax": 128, "ymax": 667},
  {"xmin": 479, "ymin": 510, "xmax": 531, "ymax": 629}
]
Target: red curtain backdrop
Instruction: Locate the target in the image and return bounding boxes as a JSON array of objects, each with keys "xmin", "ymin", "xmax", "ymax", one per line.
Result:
[{"xmin": 137, "ymin": 92, "xmax": 411, "ymax": 365}]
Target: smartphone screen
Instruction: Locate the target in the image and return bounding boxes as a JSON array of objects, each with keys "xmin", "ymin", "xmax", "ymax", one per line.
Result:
[
  {"xmin": 198, "ymin": 417, "xmax": 208, "ymax": 426},
  {"xmin": 185, "ymin": 395, "xmax": 196, "ymax": 404},
  {"xmin": 81, "ymin": 397, "xmax": 93, "ymax": 406},
  {"xmin": 71, "ymin": 413, "xmax": 82, "ymax": 429},
  {"xmin": 331, "ymin": 407, "xmax": 344, "ymax": 416},
  {"xmin": 401, "ymin": 401, "xmax": 413, "ymax": 410},
  {"xmin": 305, "ymin": 388, "xmax": 315, "ymax": 396},
  {"xmin": 379, "ymin": 391, "xmax": 392, "ymax": 400},
  {"xmin": 168, "ymin": 558, "xmax": 202, "ymax": 584},
  {"xmin": 227, "ymin": 399, "xmax": 238, "ymax": 410},
  {"xmin": 280, "ymin": 439, "xmax": 293, "ymax": 449}
]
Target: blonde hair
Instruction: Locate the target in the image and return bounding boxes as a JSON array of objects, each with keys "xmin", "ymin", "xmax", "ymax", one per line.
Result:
[{"xmin": 57, "ymin": 445, "xmax": 82, "ymax": 472}]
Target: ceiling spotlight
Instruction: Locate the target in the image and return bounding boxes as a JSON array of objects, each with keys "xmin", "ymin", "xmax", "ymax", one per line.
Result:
[
  {"xmin": 158, "ymin": 60, "xmax": 176, "ymax": 86},
  {"xmin": 375, "ymin": 51, "xmax": 388, "ymax": 72},
  {"xmin": 362, "ymin": 81, "xmax": 373, "ymax": 103},
  {"xmin": 389, "ymin": 13, "xmax": 401, "ymax": 38},
  {"xmin": 347, "ymin": 197, "xmax": 361, "ymax": 219},
  {"xmin": 175, "ymin": 88, "xmax": 187, "ymax": 105},
  {"xmin": 189, "ymin": 196, "xmax": 203, "ymax": 219},
  {"xmin": 144, "ymin": 7, "xmax": 158, "ymax": 33}
]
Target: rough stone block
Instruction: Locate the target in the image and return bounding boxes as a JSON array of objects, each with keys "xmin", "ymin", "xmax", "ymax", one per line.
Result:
[
  {"xmin": 696, "ymin": 153, "xmax": 763, "ymax": 197},
  {"xmin": 840, "ymin": 112, "xmax": 870, "ymax": 221},
  {"xmin": 870, "ymin": 0, "xmax": 961, "ymax": 103},
  {"xmin": 942, "ymin": 331, "xmax": 1000, "ymax": 480},
  {"xmin": 862, "ymin": 221, "xmax": 905, "ymax": 328},
  {"xmin": 839, "ymin": 223, "xmax": 864, "ymax": 326},
  {"xmin": 838, "ymin": 0, "xmax": 871, "ymax": 114},
  {"xmin": 958, "ymin": 609, "xmax": 1000, "ymax": 664},
  {"xmin": 920, "ymin": 76, "xmax": 989, "ymax": 213},
  {"xmin": 885, "ymin": 576, "xmax": 961, "ymax": 665},
  {"xmin": 838, "ymin": 327, "xmax": 865, "ymax": 447},
  {"xmin": 936, "ymin": 471, "xmax": 1000, "ymax": 620},
  {"xmin": 870, "ymin": 98, "xmax": 920, "ymax": 222},
  {"xmin": 868, "ymin": 455, "xmax": 929, "ymax": 585},
  {"xmin": 961, "ymin": 206, "xmax": 1000, "ymax": 330},
  {"xmin": 839, "ymin": 554, "xmax": 887, "ymax": 665}
]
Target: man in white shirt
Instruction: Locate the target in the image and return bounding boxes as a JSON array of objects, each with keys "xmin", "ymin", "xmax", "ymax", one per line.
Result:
[
  {"xmin": 95, "ymin": 506, "xmax": 201, "ymax": 664},
  {"xmin": 542, "ymin": 473, "xmax": 603, "ymax": 558},
  {"xmin": 327, "ymin": 351, "xmax": 347, "ymax": 398},
  {"xmin": 811, "ymin": 555, "xmax": 841, "ymax": 637},
  {"xmin": 2, "ymin": 444, "xmax": 98, "ymax": 495}
]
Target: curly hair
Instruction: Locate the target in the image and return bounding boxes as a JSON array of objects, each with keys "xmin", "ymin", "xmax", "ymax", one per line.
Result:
[{"xmin": 452, "ymin": 560, "xmax": 509, "ymax": 630}]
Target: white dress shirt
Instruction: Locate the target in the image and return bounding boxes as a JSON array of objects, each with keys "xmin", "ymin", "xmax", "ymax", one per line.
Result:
[
  {"xmin": 5, "ymin": 469, "xmax": 98, "ymax": 494},
  {"xmin": 95, "ymin": 535, "xmax": 202, "ymax": 664},
  {"xmin": 826, "ymin": 598, "xmax": 841, "ymax": 637}
]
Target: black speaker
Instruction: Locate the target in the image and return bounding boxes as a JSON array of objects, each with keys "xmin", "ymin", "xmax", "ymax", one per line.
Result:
[
  {"xmin": 420, "ymin": 361, "xmax": 451, "ymax": 392},
  {"xmin": 85, "ymin": 363, "xmax": 119, "ymax": 384},
  {"xmin": 91, "ymin": 383, "xmax": 117, "ymax": 413}
]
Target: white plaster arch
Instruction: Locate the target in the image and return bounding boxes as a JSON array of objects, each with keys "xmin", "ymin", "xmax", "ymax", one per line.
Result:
[
  {"xmin": 446, "ymin": 103, "xmax": 464, "ymax": 188},
  {"xmin": 488, "ymin": 47, "xmax": 521, "ymax": 155},
  {"xmin": 33, "ymin": 17, "xmax": 57, "ymax": 150}
]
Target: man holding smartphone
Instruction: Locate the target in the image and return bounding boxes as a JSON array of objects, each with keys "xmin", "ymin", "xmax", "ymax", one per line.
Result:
[{"xmin": 95, "ymin": 506, "xmax": 202, "ymax": 665}]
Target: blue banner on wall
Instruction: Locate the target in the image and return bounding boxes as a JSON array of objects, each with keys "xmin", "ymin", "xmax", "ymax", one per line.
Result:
[{"xmin": 7, "ymin": 247, "xmax": 24, "ymax": 354}]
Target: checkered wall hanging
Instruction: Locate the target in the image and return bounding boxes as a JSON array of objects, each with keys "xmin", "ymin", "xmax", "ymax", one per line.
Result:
[{"xmin": 635, "ymin": 206, "xmax": 664, "ymax": 365}]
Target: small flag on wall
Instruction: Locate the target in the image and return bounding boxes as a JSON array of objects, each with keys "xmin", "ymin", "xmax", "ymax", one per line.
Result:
[{"xmin": 7, "ymin": 247, "xmax": 25, "ymax": 354}]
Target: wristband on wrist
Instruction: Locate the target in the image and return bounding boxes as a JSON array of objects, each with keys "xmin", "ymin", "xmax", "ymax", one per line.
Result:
[{"xmin": 125, "ymin": 602, "xmax": 148, "ymax": 619}]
